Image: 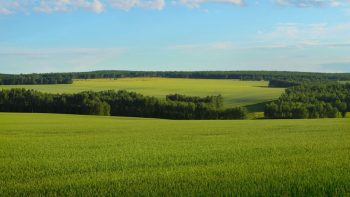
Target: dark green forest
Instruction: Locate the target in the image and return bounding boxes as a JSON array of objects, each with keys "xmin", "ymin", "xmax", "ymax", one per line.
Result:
[
  {"xmin": 1, "ymin": 70, "xmax": 350, "ymax": 85},
  {"xmin": 1, "ymin": 70, "xmax": 350, "ymax": 119},
  {"xmin": 265, "ymin": 83, "xmax": 350, "ymax": 119},
  {"xmin": 268, "ymin": 79, "xmax": 302, "ymax": 88},
  {"xmin": 0, "ymin": 89, "xmax": 247, "ymax": 120},
  {"xmin": 0, "ymin": 73, "xmax": 73, "ymax": 85}
]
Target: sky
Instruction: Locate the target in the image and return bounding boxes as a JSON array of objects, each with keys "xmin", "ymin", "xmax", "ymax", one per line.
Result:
[{"xmin": 0, "ymin": 0, "xmax": 350, "ymax": 74}]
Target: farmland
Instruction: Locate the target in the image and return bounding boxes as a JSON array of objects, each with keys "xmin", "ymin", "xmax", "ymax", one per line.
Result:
[
  {"xmin": 3, "ymin": 2, "xmax": 350, "ymax": 196},
  {"xmin": 0, "ymin": 78, "xmax": 284, "ymax": 108},
  {"xmin": 1, "ymin": 113, "xmax": 350, "ymax": 196}
]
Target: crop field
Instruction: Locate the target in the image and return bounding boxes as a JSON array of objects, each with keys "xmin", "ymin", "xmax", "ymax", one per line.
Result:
[
  {"xmin": 0, "ymin": 78, "xmax": 284, "ymax": 108},
  {"xmin": 1, "ymin": 113, "xmax": 349, "ymax": 196}
]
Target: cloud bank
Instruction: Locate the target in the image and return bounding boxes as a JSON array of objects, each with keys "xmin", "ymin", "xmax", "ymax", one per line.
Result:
[
  {"xmin": 174, "ymin": 0, "xmax": 244, "ymax": 8},
  {"xmin": 34, "ymin": 0, "xmax": 105, "ymax": 13},
  {"xmin": 0, "ymin": 47, "xmax": 124, "ymax": 73},
  {"xmin": 0, "ymin": 0, "xmax": 166, "ymax": 14},
  {"xmin": 274, "ymin": 0, "xmax": 348, "ymax": 7},
  {"xmin": 108, "ymin": 0, "xmax": 165, "ymax": 10},
  {"xmin": 1, "ymin": 0, "xmax": 349, "ymax": 14},
  {"xmin": 0, "ymin": 0, "xmax": 245, "ymax": 15}
]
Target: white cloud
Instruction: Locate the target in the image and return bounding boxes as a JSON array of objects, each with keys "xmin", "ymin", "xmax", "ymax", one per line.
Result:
[
  {"xmin": 173, "ymin": 0, "xmax": 244, "ymax": 8},
  {"xmin": 0, "ymin": 0, "xmax": 165, "ymax": 14},
  {"xmin": 90, "ymin": 0, "xmax": 104, "ymax": 12},
  {"xmin": 0, "ymin": 47, "xmax": 123, "ymax": 56},
  {"xmin": 34, "ymin": 0, "xmax": 104, "ymax": 14},
  {"xmin": 0, "ymin": 7, "xmax": 12, "ymax": 14},
  {"xmin": 0, "ymin": 0, "xmax": 24, "ymax": 14},
  {"xmin": 275, "ymin": 0, "xmax": 349, "ymax": 7},
  {"xmin": 1, "ymin": 0, "xmax": 349, "ymax": 14},
  {"xmin": 170, "ymin": 41, "xmax": 234, "ymax": 50},
  {"xmin": 257, "ymin": 23, "xmax": 350, "ymax": 43},
  {"xmin": 0, "ymin": 0, "xmax": 245, "ymax": 14},
  {"xmin": 170, "ymin": 23, "xmax": 350, "ymax": 52},
  {"xmin": 0, "ymin": 0, "xmax": 105, "ymax": 14},
  {"xmin": 249, "ymin": 41, "xmax": 350, "ymax": 50},
  {"xmin": 108, "ymin": 0, "xmax": 165, "ymax": 10},
  {"xmin": 0, "ymin": 48, "xmax": 125, "ymax": 73}
]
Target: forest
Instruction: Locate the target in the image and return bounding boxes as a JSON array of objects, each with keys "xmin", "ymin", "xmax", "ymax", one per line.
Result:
[
  {"xmin": 0, "ymin": 74, "xmax": 73, "ymax": 85},
  {"xmin": 1, "ymin": 71, "xmax": 350, "ymax": 119},
  {"xmin": 0, "ymin": 89, "xmax": 247, "ymax": 120},
  {"xmin": 265, "ymin": 83, "xmax": 350, "ymax": 119},
  {"xmin": 268, "ymin": 79, "xmax": 302, "ymax": 88},
  {"xmin": 2, "ymin": 70, "xmax": 350, "ymax": 85}
]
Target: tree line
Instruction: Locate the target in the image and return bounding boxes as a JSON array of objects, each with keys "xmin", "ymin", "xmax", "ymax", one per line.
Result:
[
  {"xmin": 0, "ymin": 89, "xmax": 248, "ymax": 120},
  {"xmin": 268, "ymin": 79, "xmax": 302, "ymax": 88},
  {"xmin": 268, "ymin": 79, "xmax": 343, "ymax": 88},
  {"xmin": 166, "ymin": 94, "xmax": 223, "ymax": 109},
  {"xmin": 1, "ymin": 70, "xmax": 350, "ymax": 85},
  {"xmin": 0, "ymin": 74, "xmax": 73, "ymax": 85},
  {"xmin": 265, "ymin": 83, "xmax": 350, "ymax": 119}
]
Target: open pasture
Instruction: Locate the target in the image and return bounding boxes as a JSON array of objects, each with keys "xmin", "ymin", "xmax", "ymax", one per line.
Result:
[
  {"xmin": 1, "ymin": 113, "xmax": 349, "ymax": 196},
  {"xmin": 0, "ymin": 78, "xmax": 284, "ymax": 108}
]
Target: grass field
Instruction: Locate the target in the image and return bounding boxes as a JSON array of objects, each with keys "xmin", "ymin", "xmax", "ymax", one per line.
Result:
[
  {"xmin": 1, "ymin": 113, "xmax": 349, "ymax": 196},
  {"xmin": 0, "ymin": 78, "xmax": 284, "ymax": 108}
]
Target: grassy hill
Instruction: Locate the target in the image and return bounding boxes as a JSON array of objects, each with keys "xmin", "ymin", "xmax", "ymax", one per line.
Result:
[
  {"xmin": 0, "ymin": 78, "xmax": 284, "ymax": 108},
  {"xmin": 1, "ymin": 113, "xmax": 349, "ymax": 196}
]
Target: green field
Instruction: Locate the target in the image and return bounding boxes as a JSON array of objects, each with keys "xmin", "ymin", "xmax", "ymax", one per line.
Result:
[
  {"xmin": 0, "ymin": 78, "xmax": 284, "ymax": 108},
  {"xmin": 1, "ymin": 113, "xmax": 349, "ymax": 196}
]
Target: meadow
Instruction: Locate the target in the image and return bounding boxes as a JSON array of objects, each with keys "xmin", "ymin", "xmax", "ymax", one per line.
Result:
[
  {"xmin": 1, "ymin": 113, "xmax": 349, "ymax": 196},
  {"xmin": 0, "ymin": 78, "xmax": 284, "ymax": 108}
]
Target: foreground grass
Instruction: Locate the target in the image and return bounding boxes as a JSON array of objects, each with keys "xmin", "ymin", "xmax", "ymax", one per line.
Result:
[
  {"xmin": 0, "ymin": 78, "xmax": 284, "ymax": 108},
  {"xmin": 1, "ymin": 113, "xmax": 350, "ymax": 196}
]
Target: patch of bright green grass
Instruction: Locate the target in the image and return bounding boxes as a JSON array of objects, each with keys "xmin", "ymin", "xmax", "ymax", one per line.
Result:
[
  {"xmin": 1, "ymin": 113, "xmax": 349, "ymax": 196},
  {"xmin": 0, "ymin": 78, "xmax": 284, "ymax": 108}
]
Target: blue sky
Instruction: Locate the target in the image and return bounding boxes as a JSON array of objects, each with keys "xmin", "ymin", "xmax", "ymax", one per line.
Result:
[{"xmin": 1, "ymin": 0, "xmax": 350, "ymax": 74}]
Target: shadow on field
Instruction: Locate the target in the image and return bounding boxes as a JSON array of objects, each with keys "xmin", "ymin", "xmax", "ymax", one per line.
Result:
[{"xmin": 244, "ymin": 101, "xmax": 274, "ymax": 113}]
